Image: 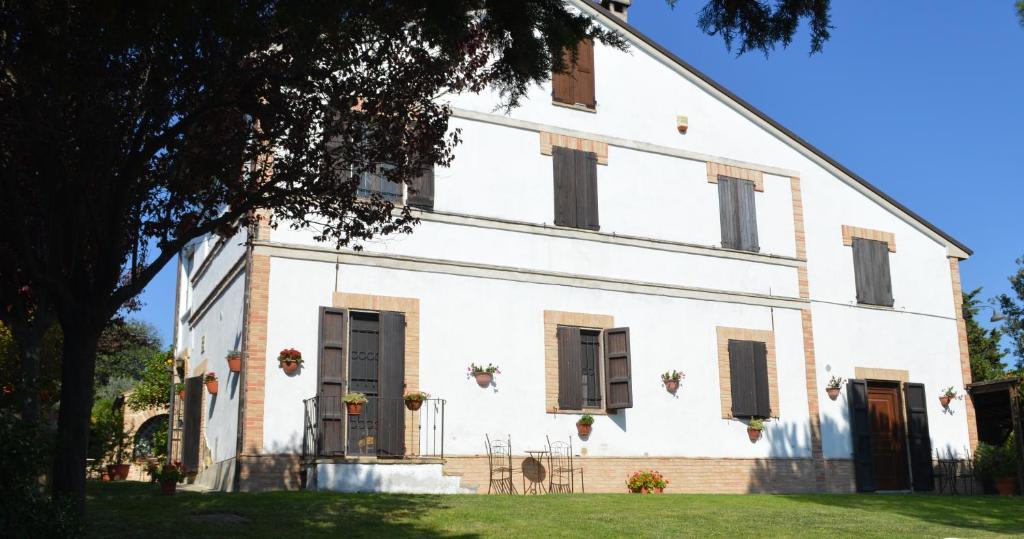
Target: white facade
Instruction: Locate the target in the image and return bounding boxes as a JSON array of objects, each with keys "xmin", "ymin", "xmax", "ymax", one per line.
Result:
[{"xmin": 173, "ymin": 0, "xmax": 973, "ymax": 492}]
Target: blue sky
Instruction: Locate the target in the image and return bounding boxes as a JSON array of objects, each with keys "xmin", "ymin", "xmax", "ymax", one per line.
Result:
[{"xmin": 132, "ymin": 1, "xmax": 1024, "ymax": 346}]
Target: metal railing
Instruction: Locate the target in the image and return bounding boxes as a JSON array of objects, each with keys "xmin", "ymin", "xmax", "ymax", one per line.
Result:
[{"xmin": 302, "ymin": 395, "xmax": 445, "ymax": 460}]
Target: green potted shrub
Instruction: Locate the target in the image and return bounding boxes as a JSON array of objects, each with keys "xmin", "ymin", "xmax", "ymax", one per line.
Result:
[
  {"xmin": 204, "ymin": 371, "xmax": 218, "ymax": 395},
  {"xmin": 626, "ymin": 470, "xmax": 669, "ymax": 494},
  {"xmin": 975, "ymin": 436, "xmax": 1017, "ymax": 496},
  {"xmin": 343, "ymin": 392, "xmax": 368, "ymax": 415},
  {"xmin": 403, "ymin": 390, "xmax": 429, "ymax": 411},
  {"xmin": 576, "ymin": 413, "xmax": 594, "ymax": 437},
  {"xmin": 151, "ymin": 461, "xmax": 186, "ymax": 496},
  {"xmin": 939, "ymin": 386, "xmax": 957, "ymax": 408},
  {"xmin": 226, "ymin": 350, "xmax": 243, "ymax": 373},
  {"xmin": 661, "ymin": 370, "xmax": 685, "ymax": 394},
  {"xmin": 825, "ymin": 375, "xmax": 845, "ymax": 401},
  {"xmin": 277, "ymin": 348, "xmax": 303, "ymax": 374},
  {"xmin": 105, "ymin": 423, "xmax": 134, "ymax": 480},
  {"xmin": 746, "ymin": 418, "xmax": 766, "ymax": 442},
  {"xmin": 468, "ymin": 363, "xmax": 500, "ymax": 387}
]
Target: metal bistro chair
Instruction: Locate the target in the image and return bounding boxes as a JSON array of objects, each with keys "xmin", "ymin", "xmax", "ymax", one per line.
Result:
[
  {"xmin": 485, "ymin": 434, "xmax": 519, "ymax": 495},
  {"xmin": 954, "ymin": 455, "xmax": 976, "ymax": 495},
  {"xmin": 546, "ymin": 435, "xmax": 585, "ymax": 493}
]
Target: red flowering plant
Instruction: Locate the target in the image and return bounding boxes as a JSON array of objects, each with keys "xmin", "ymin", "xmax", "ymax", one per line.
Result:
[
  {"xmin": 203, "ymin": 371, "xmax": 217, "ymax": 383},
  {"xmin": 277, "ymin": 348, "xmax": 303, "ymax": 365},
  {"xmin": 626, "ymin": 469, "xmax": 668, "ymax": 493}
]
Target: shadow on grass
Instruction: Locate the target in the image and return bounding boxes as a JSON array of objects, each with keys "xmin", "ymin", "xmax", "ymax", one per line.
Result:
[{"xmin": 85, "ymin": 481, "xmax": 479, "ymax": 538}]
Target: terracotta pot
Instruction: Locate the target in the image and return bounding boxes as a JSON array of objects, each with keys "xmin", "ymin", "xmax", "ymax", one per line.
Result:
[
  {"xmin": 576, "ymin": 422, "xmax": 592, "ymax": 437},
  {"xmin": 664, "ymin": 379, "xmax": 680, "ymax": 394},
  {"xmin": 405, "ymin": 399, "xmax": 423, "ymax": 411},
  {"xmin": 101, "ymin": 471, "xmax": 110, "ymax": 482},
  {"xmin": 995, "ymin": 477, "xmax": 1017, "ymax": 496},
  {"xmin": 178, "ymin": 389, "xmax": 185, "ymax": 400},
  {"xmin": 280, "ymin": 360, "xmax": 300, "ymax": 374},
  {"xmin": 227, "ymin": 355, "xmax": 242, "ymax": 373},
  {"xmin": 826, "ymin": 387, "xmax": 841, "ymax": 401},
  {"xmin": 939, "ymin": 396, "xmax": 951, "ymax": 408},
  {"xmin": 206, "ymin": 380, "xmax": 218, "ymax": 395},
  {"xmin": 114, "ymin": 464, "xmax": 130, "ymax": 480},
  {"xmin": 747, "ymin": 428, "xmax": 762, "ymax": 443},
  {"xmin": 641, "ymin": 487, "xmax": 650, "ymax": 494},
  {"xmin": 346, "ymin": 402, "xmax": 364, "ymax": 416},
  {"xmin": 655, "ymin": 487, "xmax": 664, "ymax": 493},
  {"xmin": 474, "ymin": 372, "xmax": 493, "ymax": 387},
  {"xmin": 160, "ymin": 479, "xmax": 177, "ymax": 496}
]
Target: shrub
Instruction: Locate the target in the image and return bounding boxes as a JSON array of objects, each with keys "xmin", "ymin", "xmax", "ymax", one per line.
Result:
[{"xmin": 975, "ymin": 434, "xmax": 1017, "ymax": 480}]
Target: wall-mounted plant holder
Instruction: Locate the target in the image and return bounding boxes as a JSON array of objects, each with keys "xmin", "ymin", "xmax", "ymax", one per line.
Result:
[
  {"xmin": 468, "ymin": 363, "xmax": 500, "ymax": 387},
  {"xmin": 939, "ymin": 386, "xmax": 958, "ymax": 408},
  {"xmin": 204, "ymin": 372, "xmax": 218, "ymax": 395},
  {"xmin": 226, "ymin": 350, "xmax": 242, "ymax": 373},
  {"xmin": 278, "ymin": 348, "xmax": 303, "ymax": 375},
  {"xmin": 661, "ymin": 370, "xmax": 685, "ymax": 394},
  {"xmin": 676, "ymin": 115, "xmax": 689, "ymax": 134},
  {"xmin": 825, "ymin": 375, "xmax": 845, "ymax": 401}
]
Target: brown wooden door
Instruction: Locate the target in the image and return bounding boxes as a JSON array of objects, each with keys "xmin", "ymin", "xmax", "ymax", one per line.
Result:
[{"xmin": 867, "ymin": 384, "xmax": 910, "ymax": 490}]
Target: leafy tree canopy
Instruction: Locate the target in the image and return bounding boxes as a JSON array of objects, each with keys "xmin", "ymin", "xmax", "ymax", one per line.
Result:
[
  {"xmin": 963, "ymin": 288, "xmax": 1006, "ymax": 382},
  {"xmin": 996, "ymin": 256, "xmax": 1024, "ymax": 371}
]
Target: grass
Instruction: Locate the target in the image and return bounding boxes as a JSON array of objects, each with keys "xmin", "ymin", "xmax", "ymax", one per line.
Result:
[{"xmin": 86, "ymin": 481, "xmax": 1024, "ymax": 538}]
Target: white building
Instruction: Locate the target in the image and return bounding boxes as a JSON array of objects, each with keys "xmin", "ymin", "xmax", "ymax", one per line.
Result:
[{"xmin": 171, "ymin": 0, "xmax": 976, "ymax": 494}]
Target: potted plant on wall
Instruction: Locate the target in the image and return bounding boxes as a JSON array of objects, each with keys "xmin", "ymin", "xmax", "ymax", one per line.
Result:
[
  {"xmin": 176, "ymin": 382, "xmax": 185, "ymax": 400},
  {"xmin": 226, "ymin": 350, "xmax": 242, "ymax": 373},
  {"xmin": 576, "ymin": 413, "xmax": 594, "ymax": 437},
  {"xmin": 975, "ymin": 436, "xmax": 1018, "ymax": 495},
  {"xmin": 746, "ymin": 418, "xmax": 766, "ymax": 443},
  {"xmin": 204, "ymin": 372, "xmax": 218, "ymax": 395},
  {"xmin": 626, "ymin": 470, "xmax": 669, "ymax": 494},
  {"xmin": 343, "ymin": 392, "xmax": 368, "ymax": 416},
  {"xmin": 825, "ymin": 375, "xmax": 845, "ymax": 401},
  {"xmin": 939, "ymin": 386, "xmax": 958, "ymax": 408},
  {"xmin": 403, "ymin": 391, "xmax": 429, "ymax": 411},
  {"xmin": 278, "ymin": 348, "xmax": 303, "ymax": 374},
  {"xmin": 661, "ymin": 370, "xmax": 685, "ymax": 394},
  {"xmin": 468, "ymin": 363, "xmax": 500, "ymax": 387}
]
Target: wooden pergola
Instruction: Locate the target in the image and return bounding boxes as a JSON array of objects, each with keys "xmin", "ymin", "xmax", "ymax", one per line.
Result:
[{"xmin": 967, "ymin": 377, "xmax": 1024, "ymax": 494}]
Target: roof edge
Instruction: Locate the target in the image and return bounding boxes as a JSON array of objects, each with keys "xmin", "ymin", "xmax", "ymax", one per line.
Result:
[{"xmin": 575, "ymin": 0, "xmax": 972, "ymax": 257}]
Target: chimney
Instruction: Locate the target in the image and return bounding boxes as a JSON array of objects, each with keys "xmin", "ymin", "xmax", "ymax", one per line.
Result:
[{"xmin": 600, "ymin": 0, "xmax": 631, "ymax": 23}]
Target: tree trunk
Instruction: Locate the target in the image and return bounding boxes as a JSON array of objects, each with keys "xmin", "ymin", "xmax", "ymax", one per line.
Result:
[
  {"xmin": 51, "ymin": 324, "xmax": 101, "ymax": 515},
  {"xmin": 18, "ymin": 330, "xmax": 43, "ymax": 423}
]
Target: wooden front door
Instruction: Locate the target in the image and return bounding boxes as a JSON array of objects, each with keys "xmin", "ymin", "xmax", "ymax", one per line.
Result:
[{"xmin": 868, "ymin": 384, "xmax": 910, "ymax": 490}]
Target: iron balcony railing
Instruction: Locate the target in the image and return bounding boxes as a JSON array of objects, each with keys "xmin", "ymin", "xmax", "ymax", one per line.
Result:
[{"xmin": 303, "ymin": 395, "xmax": 445, "ymax": 460}]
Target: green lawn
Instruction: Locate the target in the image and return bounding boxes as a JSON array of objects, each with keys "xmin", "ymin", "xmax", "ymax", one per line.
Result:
[{"xmin": 86, "ymin": 481, "xmax": 1024, "ymax": 538}]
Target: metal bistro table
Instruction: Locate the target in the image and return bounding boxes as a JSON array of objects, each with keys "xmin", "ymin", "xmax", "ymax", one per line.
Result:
[{"xmin": 522, "ymin": 449, "xmax": 550, "ymax": 495}]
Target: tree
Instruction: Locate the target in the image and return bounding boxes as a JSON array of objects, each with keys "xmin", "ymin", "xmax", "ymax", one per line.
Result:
[
  {"xmin": 670, "ymin": 0, "xmax": 833, "ymax": 55},
  {"xmin": 963, "ymin": 288, "xmax": 1006, "ymax": 382},
  {"xmin": 94, "ymin": 320, "xmax": 162, "ymax": 387},
  {"xmin": 996, "ymin": 256, "xmax": 1024, "ymax": 371},
  {"xmin": 127, "ymin": 350, "xmax": 173, "ymax": 413},
  {"xmin": 1018, "ymin": 1, "xmax": 1024, "ymax": 26}
]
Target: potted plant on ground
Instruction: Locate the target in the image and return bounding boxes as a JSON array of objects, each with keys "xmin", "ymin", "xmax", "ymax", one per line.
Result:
[
  {"xmin": 468, "ymin": 363, "xmax": 500, "ymax": 387},
  {"xmin": 939, "ymin": 386, "xmax": 958, "ymax": 408},
  {"xmin": 661, "ymin": 370, "xmax": 685, "ymax": 394},
  {"xmin": 226, "ymin": 350, "xmax": 242, "ymax": 373},
  {"xmin": 825, "ymin": 375, "xmax": 845, "ymax": 401},
  {"xmin": 626, "ymin": 470, "xmax": 669, "ymax": 494},
  {"xmin": 975, "ymin": 436, "xmax": 1017, "ymax": 496},
  {"xmin": 404, "ymin": 391, "xmax": 429, "ymax": 411},
  {"xmin": 176, "ymin": 382, "xmax": 185, "ymax": 400},
  {"xmin": 151, "ymin": 461, "xmax": 186, "ymax": 496},
  {"xmin": 105, "ymin": 423, "xmax": 134, "ymax": 480},
  {"xmin": 747, "ymin": 418, "xmax": 766, "ymax": 442},
  {"xmin": 343, "ymin": 392, "xmax": 368, "ymax": 416},
  {"xmin": 576, "ymin": 413, "xmax": 594, "ymax": 437},
  {"xmin": 278, "ymin": 347, "xmax": 303, "ymax": 374},
  {"xmin": 204, "ymin": 372, "xmax": 218, "ymax": 395}
]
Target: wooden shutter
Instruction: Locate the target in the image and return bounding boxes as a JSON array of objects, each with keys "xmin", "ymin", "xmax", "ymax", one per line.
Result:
[
  {"xmin": 604, "ymin": 327, "xmax": 633, "ymax": 410},
  {"xmin": 574, "ymin": 150, "xmax": 600, "ymax": 230},
  {"xmin": 751, "ymin": 341, "xmax": 771, "ymax": 417},
  {"xmin": 719, "ymin": 178, "xmax": 740, "ymax": 250},
  {"xmin": 552, "ymin": 49, "xmax": 574, "ymax": 105},
  {"xmin": 407, "ymin": 167, "xmax": 434, "ymax": 210},
  {"xmin": 736, "ymin": 179, "xmax": 760, "ymax": 252},
  {"xmin": 552, "ymin": 146, "xmax": 577, "ymax": 227},
  {"xmin": 852, "ymin": 238, "xmax": 894, "ymax": 307},
  {"xmin": 904, "ymin": 382, "xmax": 934, "ymax": 491},
  {"xmin": 557, "ymin": 326, "xmax": 583, "ymax": 409},
  {"xmin": 378, "ymin": 311, "xmax": 406, "ymax": 457},
  {"xmin": 318, "ymin": 307, "xmax": 347, "ymax": 455},
  {"xmin": 574, "ymin": 39, "xmax": 595, "ymax": 108},
  {"xmin": 847, "ymin": 379, "xmax": 876, "ymax": 492},
  {"xmin": 728, "ymin": 340, "xmax": 757, "ymax": 417},
  {"xmin": 181, "ymin": 375, "xmax": 203, "ymax": 471}
]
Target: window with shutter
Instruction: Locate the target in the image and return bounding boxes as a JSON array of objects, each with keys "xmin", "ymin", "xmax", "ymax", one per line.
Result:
[
  {"xmin": 603, "ymin": 327, "xmax": 633, "ymax": 410},
  {"xmin": 852, "ymin": 238, "xmax": 894, "ymax": 307},
  {"xmin": 557, "ymin": 326, "xmax": 604, "ymax": 409},
  {"xmin": 357, "ymin": 164, "xmax": 403, "ymax": 203},
  {"xmin": 904, "ymin": 382, "xmax": 934, "ymax": 491},
  {"xmin": 847, "ymin": 379, "xmax": 876, "ymax": 492},
  {"xmin": 551, "ymin": 40, "xmax": 595, "ymax": 109},
  {"xmin": 407, "ymin": 167, "xmax": 434, "ymax": 210},
  {"xmin": 552, "ymin": 147, "xmax": 599, "ymax": 230},
  {"xmin": 727, "ymin": 339, "xmax": 771, "ymax": 418},
  {"xmin": 718, "ymin": 177, "xmax": 759, "ymax": 252},
  {"xmin": 318, "ymin": 307, "xmax": 348, "ymax": 455}
]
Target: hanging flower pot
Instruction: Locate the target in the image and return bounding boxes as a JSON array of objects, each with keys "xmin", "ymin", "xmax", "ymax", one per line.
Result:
[
  {"xmin": 939, "ymin": 386, "xmax": 957, "ymax": 408},
  {"xmin": 576, "ymin": 413, "xmax": 594, "ymax": 437},
  {"xmin": 825, "ymin": 375, "xmax": 844, "ymax": 401},
  {"xmin": 404, "ymin": 391, "xmax": 429, "ymax": 411},
  {"xmin": 226, "ymin": 350, "xmax": 242, "ymax": 373},
  {"xmin": 826, "ymin": 387, "xmax": 841, "ymax": 400},
  {"xmin": 176, "ymin": 383, "xmax": 185, "ymax": 401},
  {"xmin": 204, "ymin": 372, "xmax": 218, "ymax": 395},
  {"xmin": 939, "ymin": 396, "xmax": 951, "ymax": 408},
  {"xmin": 747, "ymin": 418, "xmax": 765, "ymax": 443},
  {"xmin": 661, "ymin": 370, "xmax": 685, "ymax": 394},
  {"xmin": 468, "ymin": 363, "xmax": 499, "ymax": 387},
  {"xmin": 344, "ymin": 392, "xmax": 367, "ymax": 416},
  {"xmin": 278, "ymin": 348, "xmax": 303, "ymax": 375}
]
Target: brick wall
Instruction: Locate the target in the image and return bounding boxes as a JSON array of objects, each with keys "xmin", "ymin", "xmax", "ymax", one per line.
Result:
[{"xmin": 948, "ymin": 258, "xmax": 979, "ymax": 450}]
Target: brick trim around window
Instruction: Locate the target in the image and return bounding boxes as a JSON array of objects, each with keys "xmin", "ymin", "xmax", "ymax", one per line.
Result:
[
  {"xmin": 332, "ymin": 292, "xmax": 421, "ymax": 395},
  {"xmin": 841, "ymin": 225, "xmax": 896, "ymax": 253},
  {"xmin": 540, "ymin": 132, "xmax": 609, "ymax": 165},
  {"xmin": 716, "ymin": 327, "xmax": 780, "ymax": 419},
  {"xmin": 707, "ymin": 162, "xmax": 764, "ymax": 192},
  {"xmin": 544, "ymin": 310, "xmax": 614, "ymax": 414}
]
